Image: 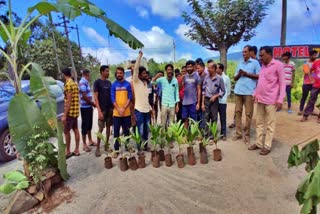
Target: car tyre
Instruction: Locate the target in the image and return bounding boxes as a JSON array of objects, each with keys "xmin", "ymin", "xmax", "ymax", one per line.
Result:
[{"xmin": 0, "ymin": 128, "xmax": 17, "ymax": 162}]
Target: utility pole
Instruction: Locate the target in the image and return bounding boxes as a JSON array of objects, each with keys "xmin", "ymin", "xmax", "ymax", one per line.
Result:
[
  {"xmin": 61, "ymin": 15, "xmax": 77, "ymax": 80},
  {"xmin": 70, "ymin": 24, "xmax": 82, "ymax": 68},
  {"xmin": 49, "ymin": 15, "xmax": 61, "ymax": 77},
  {"xmin": 280, "ymin": 0, "xmax": 287, "ymax": 45},
  {"xmin": 173, "ymin": 39, "xmax": 176, "ymax": 66}
]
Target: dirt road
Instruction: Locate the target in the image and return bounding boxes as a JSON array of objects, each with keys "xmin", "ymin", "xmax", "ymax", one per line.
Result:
[{"xmin": 1, "ymin": 103, "xmax": 319, "ymax": 214}]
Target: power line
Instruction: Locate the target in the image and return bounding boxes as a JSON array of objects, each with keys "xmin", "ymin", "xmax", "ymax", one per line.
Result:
[{"xmin": 303, "ymin": 0, "xmax": 320, "ymax": 41}]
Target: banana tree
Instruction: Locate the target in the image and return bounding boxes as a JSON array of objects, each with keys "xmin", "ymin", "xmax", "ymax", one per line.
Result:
[{"xmin": 1, "ymin": 0, "xmax": 143, "ymax": 180}]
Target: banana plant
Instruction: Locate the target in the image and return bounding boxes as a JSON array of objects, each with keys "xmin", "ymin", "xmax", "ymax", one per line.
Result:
[
  {"xmin": 207, "ymin": 121, "xmax": 219, "ymax": 149},
  {"xmin": 185, "ymin": 119, "xmax": 201, "ymax": 147},
  {"xmin": 116, "ymin": 135, "xmax": 131, "ymax": 159},
  {"xmin": 168, "ymin": 121, "xmax": 185, "ymax": 155},
  {"xmin": 148, "ymin": 124, "xmax": 162, "ymax": 151},
  {"xmin": 1, "ymin": 0, "xmax": 143, "ymax": 180}
]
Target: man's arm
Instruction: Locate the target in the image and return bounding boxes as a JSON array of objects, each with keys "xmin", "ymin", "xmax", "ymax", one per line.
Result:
[
  {"xmin": 81, "ymin": 91, "xmax": 95, "ymax": 106},
  {"xmin": 226, "ymin": 76, "xmax": 231, "ymax": 96},
  {"xmin": 234, "ymin": 65, "xmax": 242, "ymax": 81},
  {"xmin": 219, "ymin": 78, "xmax": 226, "ymax": 98},
  {"xmin": 196, "ymin": 84, "xmax": 201, "ymax": 110},
  {"xmin": 151, "ymin": 73, "xmax": 162, "ymax": 85},
  {"xmin": 276, "ymin": 63, "xmax": 286, "ymax": 109},
  {"xmin": 133, "ymin": 51, "xmax": 143, "ymax": 83}
]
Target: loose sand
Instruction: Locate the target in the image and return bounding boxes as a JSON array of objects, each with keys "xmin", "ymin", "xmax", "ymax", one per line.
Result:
[{"xmin": 1, "ymin": 103, "xmax": 320, "ymax": 214}]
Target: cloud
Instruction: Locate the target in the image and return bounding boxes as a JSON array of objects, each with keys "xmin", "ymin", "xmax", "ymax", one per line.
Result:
[
  {"xmin": 179, "ymin": 53, "xmax": 193, "ymax": 60},
  {"xmin": 126, "ymin": 0, "xmax": 188, "ymax": 18},
  {"xmin": 129, "ymin": 25, "xmax": 175, "ymax": 62},
  {"xmin": 82, "ymin": 27, "xmax": 108, "ymax": 46},
  {"xmin": 81, "ymin": 47, "xmax": 126, "ymax": 65},
  {"xmin": 136, "ymin": 6, "xmax": 149, "ymax": 18},
  {"xmin": 175, "ymin": 24, "xmax": 192, "ymax": 42}
]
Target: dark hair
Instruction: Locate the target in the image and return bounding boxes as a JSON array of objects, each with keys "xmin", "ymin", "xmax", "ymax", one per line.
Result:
[
  {"xmin": 158, "ymin": 70, "xmax": 164, "ymax": 75},
  {"xmin": 174, "ymin": 68, "xmax": 180, "ymax": 74},
  {"xmin": 165, "ymin": 64, "xmax": 174, "ymax": 71},
  {"xmin": 260, "ymin": 46, "xmax": 273, "ymax": 56},
  {"xmin": 139, "ymin": 66, "xmax": 147, "ymax": 75},
  {"xmin": 309, "ymin": 50, "xmax": 318, "ymax": 56},
  {"xmin": 244, "ymin": 45, "xmax": 251, "ymax": 50},
  {"xmin": 282, "ymin": 51, "xmax": 292, "ymax": 58},
  {"xmin": 116, "ymin": 67, "xmax": 124, "ymax": 73},
  {"xmin": 195, "ymin": 58, "xmax": 203, "ymax": 64},
  {"xmin": 100, "ymin": 65, "xmax": 109, "ymax": 74},
  {"xmin": 182, "ymin": 66, "xmax": 186, "ymax": 69},
  {"xmin": 186, "ymin": 60, "xmax": 195, "ymax": 66},
  {"xmin": 249, "ymin": 46, "xmax": 258, "ymax": 55},
  {"xmin": 62, "ymin": 67, "xmax": 72, "ymax": 77},
  {"xmin": 217, "ymin": 63, "xmax": 224, "ymax": 71},
  {"xmin": 207, "ymin": 59, "xmax": 214, "ymax": 64},
  {"xmin": 82, "ymin": 69, "xmax": 90, "ymax": 75}
]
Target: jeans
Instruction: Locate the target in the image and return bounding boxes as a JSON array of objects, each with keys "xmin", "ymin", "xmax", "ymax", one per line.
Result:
[
  {"xmin": 176, "ymin": 100, "xmax": 183, "ymax": 123},
  {"xmin": 113, "ymin": 116, "xmax": 131, "ymax": 151},
  {"xmin": 197, "ymin": 109, "xmax": 205, "ymax": 129},
  {"xmin": 303, "ymin": 87, "xmax": 320, "ymax": 118},
  {"xmin": 286, "ymin": 85, "xmax": 292, "ymax": 108},
  {"xmin": 299, "ymin": 84, "xmax": 313, "ymax": 112},
  {"xmin": 218, "ymin": 104, "xmax": 227, "ymax": 137},
  {"xmin": 135, "ymin": 109, "xmax": 151, "ymax": 146}
]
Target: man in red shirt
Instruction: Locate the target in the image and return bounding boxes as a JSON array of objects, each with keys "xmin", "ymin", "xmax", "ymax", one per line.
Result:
[{"xmin": 301, "ymin": 58, "xmax": 320, "ymax": 123}]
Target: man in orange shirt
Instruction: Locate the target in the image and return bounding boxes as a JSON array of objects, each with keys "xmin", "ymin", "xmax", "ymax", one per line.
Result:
[{"xmin": 299, "ymin": 50, "xmax": 318, "ymax": 115}]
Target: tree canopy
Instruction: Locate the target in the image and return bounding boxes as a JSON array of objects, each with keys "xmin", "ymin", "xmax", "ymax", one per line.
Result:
[{"xmin": 183, "ymin": 0, "xmax": 274, "ymax": 67}]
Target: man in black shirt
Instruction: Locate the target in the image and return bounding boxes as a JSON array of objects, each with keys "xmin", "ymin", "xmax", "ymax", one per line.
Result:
[{"xmin": 93, "ymin": 65, "xmax": 113, "ymax": 157}]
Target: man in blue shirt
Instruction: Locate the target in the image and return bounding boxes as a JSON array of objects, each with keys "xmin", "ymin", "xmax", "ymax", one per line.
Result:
[
  {"xmin": 182, "ymin": 60, "xmax": 201, "ymax": 128},
  {"xmin": 233, "ymin": 45, "xmax": 260, "ymax": 144},
  {"xmin": 79, "ymin": 69, "xmax": 96, "ymax": 153},
  {"xmin": 152, "ymin": 64, "xmax": 179, "ymax": 128}
]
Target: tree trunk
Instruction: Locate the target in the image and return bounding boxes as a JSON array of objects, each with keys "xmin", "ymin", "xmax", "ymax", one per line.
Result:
[{"xmin": 219, "ymin": 46, "xmax": 228, "ymax": 72}]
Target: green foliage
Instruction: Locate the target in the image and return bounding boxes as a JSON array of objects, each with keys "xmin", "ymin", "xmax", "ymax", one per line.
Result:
[
  {"xmin": 0, "ymin": 171, "xmax": 29, "ymax": 195},
  {"xmin": 96, "ymin": 132, "xmax": 110, "ymax": 152},
  {"xmin": 168, "ymin": 121, "xmax": 185, "ymax": 154},
  {"xmin": 207, "ymin": 121, "xmax": 219, "ymax": 148},
  {"xmin": 131, "ymin": 127, "xmax": 147, "ymax": 151},
  {"xmin": 288, "ymin": 140, "xmax": 320, "ymax": 213},
  {"xmin": 185, "ymin": 119, "xmax": 201, "ymax": 146},
  {"xmin": 148, "ymin": 124, "xmax": 162, "ymax": 151},
  {"xmin": 25, "ymin": 127, "xmax": 58, "ymax": 184},
  {"xmin": 182, "ymin": 0, "xmax": 274, "ymax": 67},
  {"xmin": 116, "ymin": 135, "xmax": 131, "ymax": 158}
]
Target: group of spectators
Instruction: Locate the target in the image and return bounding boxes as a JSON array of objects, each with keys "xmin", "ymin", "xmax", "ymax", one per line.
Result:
[{"xmin": 60, "ymin": 45, "xmax": 320, "ymax": 158}]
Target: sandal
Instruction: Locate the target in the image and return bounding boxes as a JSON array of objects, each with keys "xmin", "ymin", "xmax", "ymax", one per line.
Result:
[
  {"xmin": 88, "ymin": 142, "xmax": 97, "ymax": 146},
  {"xmin": 66, "ymin": 153, "xmax": 74, "ymax": 159},
  {"xmin": 73, "ymin": 152, "xmax": 80, "ymax": 156},
  {"xmin": 83, "ymin": 146, "xmax": 91, "ymax": 152}
]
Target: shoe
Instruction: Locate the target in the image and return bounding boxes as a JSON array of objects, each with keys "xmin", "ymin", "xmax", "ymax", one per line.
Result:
[
  {"xmin": 248, "ymin": 144, "xmax": 260, "ymax": 150},
  {"xmin": 288, "ymin": 109, "xmax": 293, "ymax": 114},
  {"xmin": 244, "ymin": 136, "xmax": 250, "ymax": 145},
  {"xmin": 111, "ymin": 151, "xmax": 119, "ymax": 158},
  {"xmin": 232, "ymin": 136, "xmax": 242, "ymax": 141},
  {"xmin": 228, "ymin": 123, "xmax": 235, "ymax": 128},
  {"xmin": 95, "ymin": 149, "xmax": 101, "ymax": 157},
  {"xmin": 259, "ymin": 148, "xmax": 271, "ymax": 155}
]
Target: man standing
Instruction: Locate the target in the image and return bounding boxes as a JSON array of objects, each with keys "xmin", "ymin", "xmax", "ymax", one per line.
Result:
[
  {"xmin": 299, "ymin": 50, "xmax": 318, "ymax": 115},
  {"xmin": 282, "ymin": 52, "xmax": 295, "ymax": 113},
  {"xmin": 94, "ymin": 65, "xmax": 113, "ymax": 157},
  {"xmin": 175, "ymin": 69, "xmax": 184, "ymax": 122},
  {"xmin": 61, "ymin": 68, "xmax": 80, "ymax": 158},
  {"xmin": 216, "ymin": 63, "xmax": 231, "ymax": 141},
  {"xmin": 111, "ymin": 67, "xmax": 132, "ymax": 156},
  {"xmin": 196, "ymin": 59, "xmax": 208, "ymax": 129},
  {"xmin": 152, "ymin": 64, "xmax": 179, "ymax": 128},
  {"xmin": 202, "ymin": 62, "xmax": 225, "ymax": 137},
  {"xmin": 233, "ymin": 45, "xmax": 260, "ymax": 144},
  {"xmin": 249, "ymin": 46, "xmax": 285, "ymax": 155},
  {"xmin": 301, "ymin": 57, "xmax": 320, "ymax": 123},
  {"xmin": 79, "ymin": 69, "xmax": 96, "ymax": 153},
  {"xmin": 133, "ymin": 51, "xmax": 151, "ymax": 150},
  {"xmin": 182, "ymin": 60, "xmax": 201, "ymax": 128}
]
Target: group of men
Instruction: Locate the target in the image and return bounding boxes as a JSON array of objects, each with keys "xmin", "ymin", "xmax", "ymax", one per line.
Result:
[{"xmin": 61, "ymin": 45, "xmax": 320, "ymax": 158}]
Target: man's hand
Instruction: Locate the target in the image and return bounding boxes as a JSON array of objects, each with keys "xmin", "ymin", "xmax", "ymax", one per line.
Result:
[
  {"xmin": 118, "ymin": 107, "xmax": 125, "ymax": 116},
  {"xmin": 201, "ymin": 104, "xmax": 205, "ymax": 112},
  {"xmin": 98, "ymin": 110, "xmax": 104, "ymax": 120},
  {"xmin": 196, "ymin": 103, "xmax": 200, "ymax": 111},
  {"xmin": 61, "ymin": 115, "xmax": 66, "ymax": 125},
  {"xmin": 275, "ymin": 102, "xmax": 282, "ymax": 111},
  {"xmin": 210, "ymin": 95, "xmax": 218, "ymax": 102}
]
